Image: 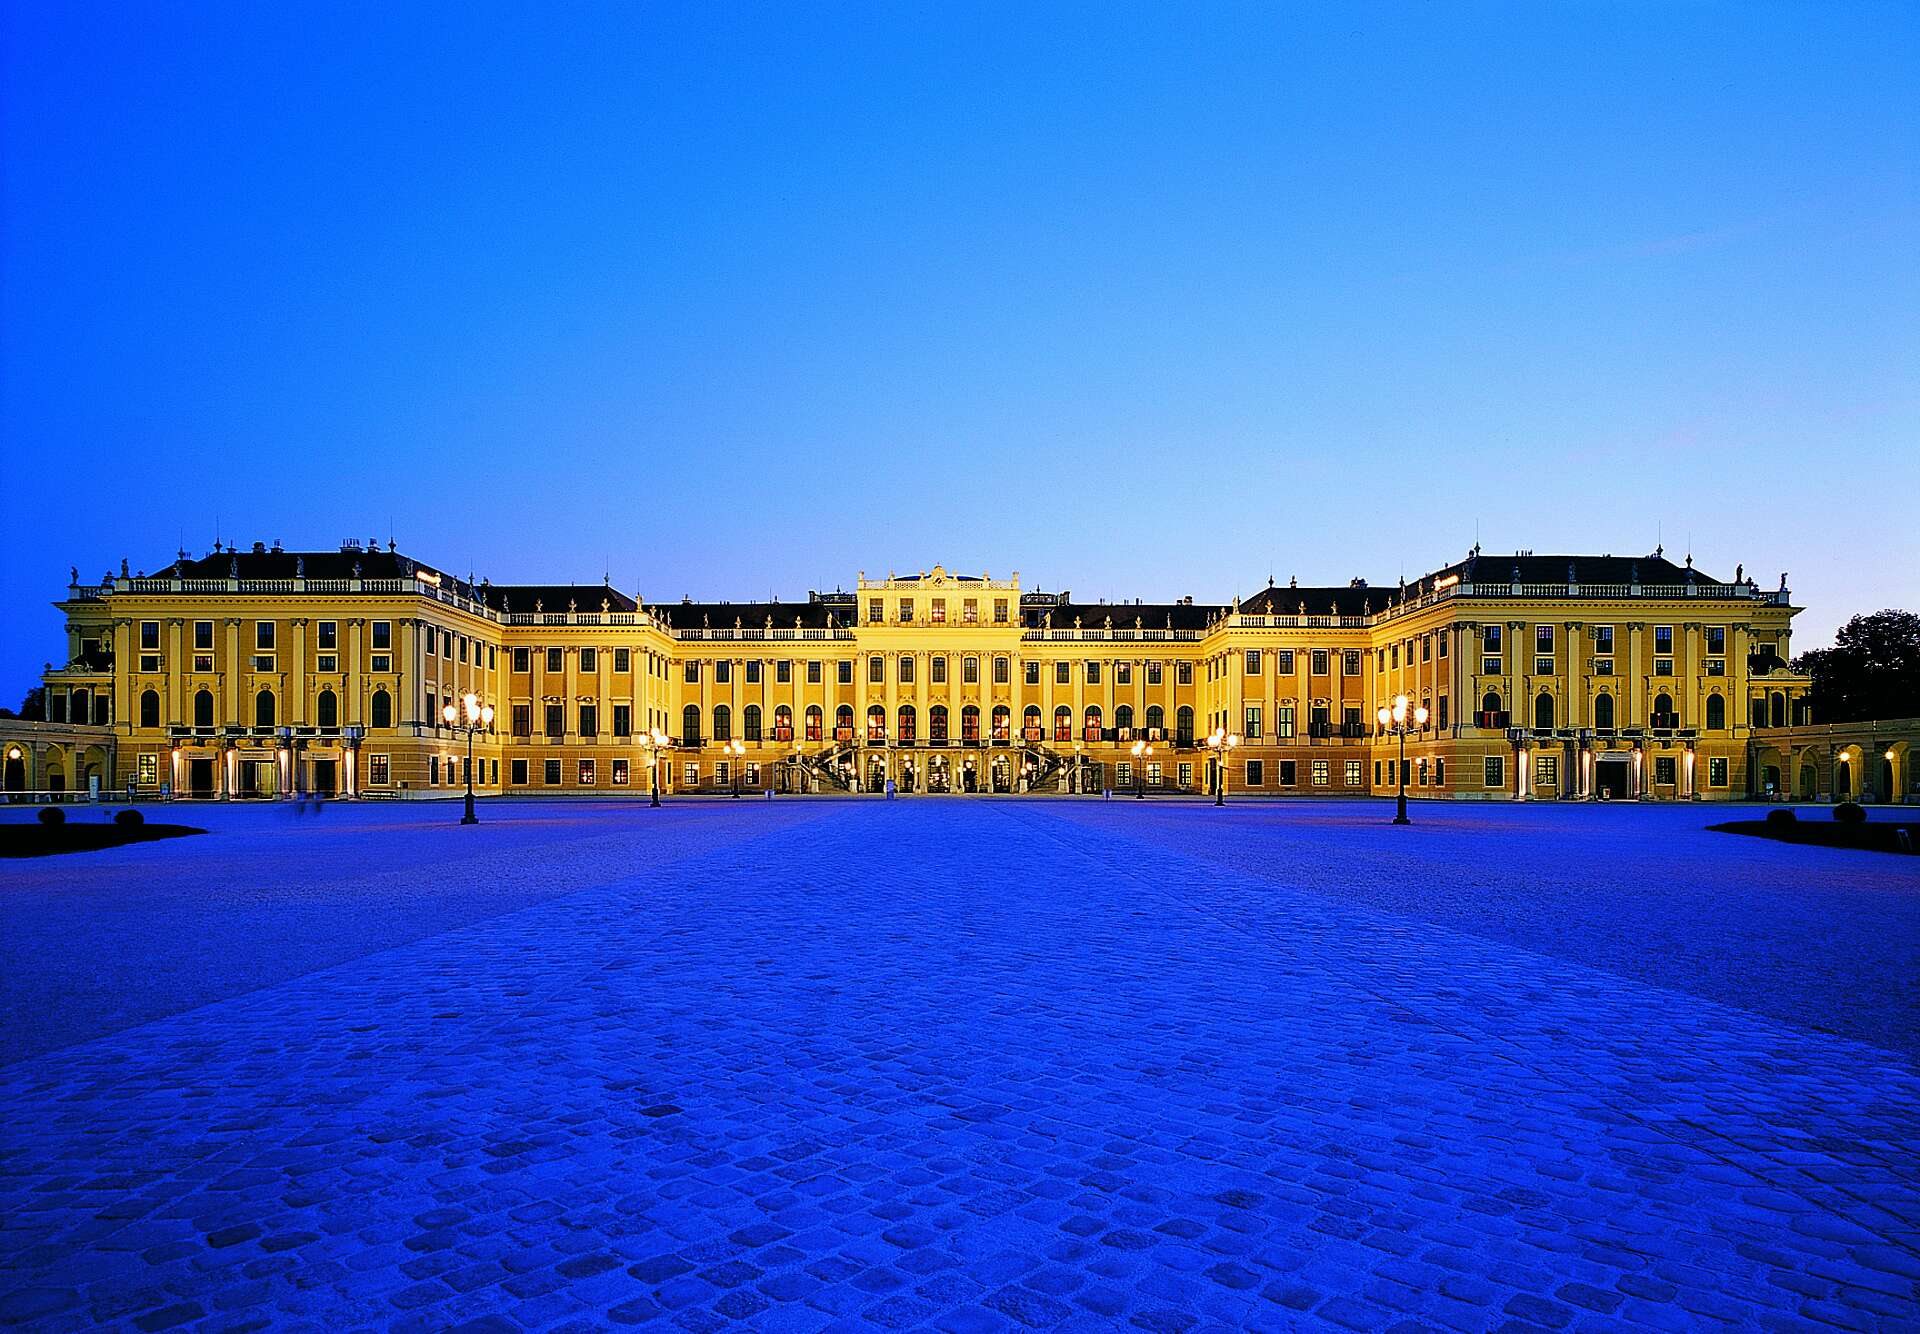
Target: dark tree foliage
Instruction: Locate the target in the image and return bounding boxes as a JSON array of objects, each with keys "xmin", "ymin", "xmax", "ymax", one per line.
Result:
[
  {"xmin": 1793, "ymin": 610, "xmax": 1920, "ymax": 723},
  {"xmin": 4, "ymin": 687, "xmax": 48, "ymax": 721}
]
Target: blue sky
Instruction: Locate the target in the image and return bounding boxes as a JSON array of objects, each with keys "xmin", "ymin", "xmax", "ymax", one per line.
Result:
[{"xmin": 3, "ymin": 3, "xmax": 1915, "ymax": 700}]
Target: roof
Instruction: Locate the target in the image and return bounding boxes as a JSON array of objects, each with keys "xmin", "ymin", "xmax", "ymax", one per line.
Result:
[
  {"xmin": 168, "ymin": 547, "xmax": 418, "ymax": 582},
  {"xmin": 1021, "ymin": 600, "xmax": 1223, "ymax": 631},
  {"xmin": 490, "ymin": 584, "xmax": 637, "ymax": 614},
  {"xmin": 1421, "ymin": 551, "xmax": 1728, "ymax": 590},
  {"xmin": 1238, "ymin": 584, "xmax": 1377, "ymax": 617},
  {"xmin": 661, "ymin": 600, "xmax": 841, "ymax": 630}
]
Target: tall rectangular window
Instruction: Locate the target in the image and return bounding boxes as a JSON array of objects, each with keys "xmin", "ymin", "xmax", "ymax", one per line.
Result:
[
  {"xmin": 614, "ymin": 648, "xmax": 630, "ymax": 673},
  {"xmin": 548, "ymin": 647, "xmax": 564, "ymax": 674},
  {"xmin": 140, "ymin": 620, "xmax": 160, "ymax": 650},
  {"xmin": 1484, "ymin": 755, "xmax": 1504, "ymax": 787},
  {"xmin": 195, "ymin": 620, "xmax": 215, "ymax": 650},
  {"xmin": 1244, "ymin": 650, "xmax": 1260, "ymax": 675},
  {"xmin": 255, "ymin": 622, "xmax": 275, "ymax": 650},
  {"xmin": 715, "ymin": 659, "xmax": 731, "ymax": 683},
  {"xmin": 545, "ymin": 704, "xmax": 564, "ymax": 738},
  {"xmin": 579, "ymin": 704, "xmax": 597, "ymax": 738},
  {"xmin": 1311, "ymin": 649, "xmax": 1328, "ymax": 675},
  {"xmin": 513, "ymin": 647, "xmax": 530, "ymax": 673},
  {"xmin": 869, "ymin": 655, "xmax": 883, "ymax": 684},
  {"xmin": 612, "ymin": 705, "xmax": 631, "ymax": 737}
]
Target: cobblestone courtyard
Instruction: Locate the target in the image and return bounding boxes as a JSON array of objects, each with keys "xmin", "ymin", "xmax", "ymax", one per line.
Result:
[{"xmin": 2, "ymin": 799, "xmax": 1917, "ymax": 1332}]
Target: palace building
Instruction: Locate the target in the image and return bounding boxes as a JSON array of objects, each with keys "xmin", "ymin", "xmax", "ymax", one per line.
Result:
[{"xmin": 21, "ymin": 539, "xmax": 1825, "ymax": 803}]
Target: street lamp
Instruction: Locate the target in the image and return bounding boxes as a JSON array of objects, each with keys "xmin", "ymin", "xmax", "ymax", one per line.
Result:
[
  {"xmin": 1375, "ymin": 693, "xmax": 1429, "ymax": 825},
  {"xmin": 1072, "ymin": 740, "xmax": 1084, "ymax": 795},
  {"xmin": 726, "ymin": 737, "xmax": 745, "ymax": 798},
  {"xmin": 640, "ymin": 728, "xmax": 671, "ymax": 807},
  {"xmin": 440, "ymin": 691, "xmax": 494, "ymax": 825},
  {"xmin": 1131, "ymin": 738, "xmax": 1154, "ymax": 799},
  {"xmin": 1205, "ymin": 726, "xmax": 1241, "ymax": 806}
]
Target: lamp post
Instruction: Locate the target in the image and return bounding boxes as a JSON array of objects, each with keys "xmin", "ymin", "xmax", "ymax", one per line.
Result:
[
  {"xmin": 1131, "ymin": 738, "xmax": 1154, "ymax": 799},
  {"xmin": 725, "ymin": 737, "xmax": 745, "ymax": 797},
  {"xmin": 1375, "ymin": 693, "xmax": 1429, "ymax": 825},
  {"xmin": 440, "ymin": 692, "xmax": 494, "ymax": 825},
  {"xmin": 1205, "ymin": 726, "xmax": 1241, "ymax": 806},
  {"xmin": 640, "ymin": 729, "xmax": 670, "ymax": 807},
  {"xmin": 1072, "ymin": 740, "xmax": 1083, "ymax": 795}
]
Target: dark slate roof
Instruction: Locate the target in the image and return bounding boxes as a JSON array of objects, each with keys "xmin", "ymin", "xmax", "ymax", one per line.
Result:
[
  {"xmin": 169, "ymin": 548, "xmax": 419, "ymax": 581},
  {"xmin": 1421, "ymin": 552, "xmax": 1728, "ymax": 589},
  {"xmin": 1238, "ymin": 584, "xmax": 1378, "ymax": 617},
  {"xmin": 491, "ymin": 584, "xmax": 637, "ymax": 613},
  {"xmin": 1021, "ymin": 600, "xmax": 1222, "ymax": 632},
  {"xmin": 661, "ymin": 600, "xmax": 842, "ymax": 630}
]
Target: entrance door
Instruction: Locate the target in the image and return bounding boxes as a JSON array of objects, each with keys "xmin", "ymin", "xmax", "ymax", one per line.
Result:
[
  {"xmin": 991, "ymin": 756, "xmax": 1011, "ymax": 793},
  {"xmin": 1595, "ymin": 759, "xmax": 1629, "ymax": 800},
  {"xmin": 190, "ymin": 758, "xmax": 216, "ymax": 798},
  {"xmin": 313, "ymin": 760, "xmax": 338, "ymax": 796}
]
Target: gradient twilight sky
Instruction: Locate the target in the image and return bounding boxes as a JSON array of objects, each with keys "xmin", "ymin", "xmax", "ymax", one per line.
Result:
[{"xmin": 3, "ymin": 3, "xmax": 1916, "ymax": 700}]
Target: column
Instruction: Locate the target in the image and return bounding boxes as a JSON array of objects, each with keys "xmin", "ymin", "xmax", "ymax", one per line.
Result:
[
  {"xmin": 291, "ymin": 619, "xmax": 308, "ymax": 724},
  {"xmin": 400, "ymin": 619, "xmax": 419, "ymax": 723},
  {"xmin": 112, "ymin": 619, "xmax": 132, "ymax": 732},
  {"xmin": 348, "ymin": 620, "xmax": 364, "ymax": 724},
  {"xmin": 225, "ymin": 619, "xmax": 243, "ymax": 724},
  {"xmin": 167, "ymin": 619, "xmax": 184, "ymax": 725}
]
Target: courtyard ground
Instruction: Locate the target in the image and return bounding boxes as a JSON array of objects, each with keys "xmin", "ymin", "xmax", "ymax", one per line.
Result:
[{"xmin": 0, "ymin": 797, "xmax": 1916, "ymax": 1332}]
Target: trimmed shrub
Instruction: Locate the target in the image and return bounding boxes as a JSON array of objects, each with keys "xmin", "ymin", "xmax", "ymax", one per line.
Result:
[
  {"xmin": 37, "ymin": 806, "xmax": 65, "ymax": 826},
  {"xmin": 1834, "ymin": 801, "xmax": 1866, "ymax": 825},
  {"xmin": 1764, "ymin": 808, "xmax": 1797, "ymax": 827},
  {"xmin": 114, "ymin": 808, "xmax": 145, "ymax": 827}
]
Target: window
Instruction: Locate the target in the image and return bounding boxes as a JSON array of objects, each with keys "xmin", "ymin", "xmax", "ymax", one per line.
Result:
[
  {"xmin": 579, "ymin": 704, "xmax": 598, "ymax": 738},
  {"xmin": 615, "ymin": 648, "xmax": 630, "ymax": 673},
  {"xmin": 1706, "ymin": 626, "xmax": 1725, "ymax": 654},
  {"xmin": 1243, "ymin": 706, "xmax": 1261, "ymax": 739},
  {"xmin": 993, "ymin": 657, "xmax": 1009, "ymax": 685},
  {"xmin": 1115, "ymin": 704, "xmax": 1134, "ymax": 735},
  {"xmin": 1434, "ymin": 758, "xmax": 1445, "ymax": 785},
  {"xmin": 899, "ymin": 598, "xmax": 914, "ymax": 622},
  {"xmin": 743, "ymin": 705, "xmax": 762, "ymax": 742},
  {"xmin": 1311, "ymin": 760, "xmax": 1330, "ymax": 787},
  {"xmin": 1437, "ymin": 696, "xmax": 1448, "ymax": 729},
  {"xmin": 1536, "ymin": 754, "xmax": 1557, "ymax": 788},
  {"xmin": 685, "ymin": 660, "xmax": 700, "ymax": 683},
  {"xmin": 1116, "ymin": 762, "xmax": 1133, "ymax": 788},
  {"xmin": 867, "ymin": 705, "xmax": 886, "ymax": 743},
  {"xmin": 613, "ymin": 758, "xmax": 630, "ymax": 785},
  {"xmin": 1274, "ymin": 705, "xmax": 1294, "ymax": 739},
  {"xmin": 806, "ymin": 705, "xmax": 823, "ymax": 742},
  {"xmin": 1536, "ymin": 625, "xmax": 1554, "ymax": 653},
  {"xmin": 430, "ymin": 756, "xmax": 442, "ymax": 784},
  {"xmin": 932, "ymin": 656, "xmax": 948, "ymax": 684},
  {"xmin": 1437, "ymin": 636, "xmax": 1448, "ymax": 660},
  {"xmin": 545, "ymin": 704, "xmax": 564, "ymax": 738},
  {"xmin": 1534, "ymin": 693, "xmax": 1555, "ymax": 730},
  {"xmin": 1594, "ymin": 625, "xmax": 1614, "ymax": 654},
  {"xmin": 1345, "ymin": 760, "xmax": 1362, "ymax": 787},
  {"xmin": 1178, "ymin": 661, "xmax": 1193, "ymax": 685},
  {"xmin": 683, "ymin": 761, "xmax": 698, "ymax": 786},
  {"xmin": 513, "ymin": 647, "xmax": 530, "ymax": 673},
  {"xmin": 255, "ymin": 622, "xmax": 275, "ymax": 650},
  {"xmin": 1245, "ymin": 760, "xmax": 1263, "ymax": 787},
  {"xmin": 932, "ymin": 599, "xmax": 946, "ymax": 624},
  {"xmin": 963, "ymin": 656, "xmax": 979, "ymax": 684},
  {"xmin": 1245, "ymin": 650, "xmax": 1261, "ymax": 675},
  {"xmin": 195, "ymin": 620, "xmax": 215, "ymax": 650},
  {"xmin": 1705, "ymin": 695, "xmax": 1725, "ymax": 730},
  {"xmin": 963, "ymin": 599, "xmax": 978, "ymax": 624},
  {"xmin": 1484, "ymin": 755, "xmax": 1505, "ymax": 788},
  {"xmin": 254, "ymin": 690, "xmax": 275, "ymax": 728},
  {"xmin": 1176, "ymin": 705, "xmax": 1194, "ymax": 744},
  {"xmin": 509, "ymin": 758, "xmax": 527, "ymax": 787},
  {"xmin": 1055, "ymin": 661, "xmax": 1069, "ymax": 684},
  {"xmin": 1085, "ymin": 661, "xmax": 1100, "ymax": 685},
  {"xmin": 1654, "ymin": 625, "xmax": 1673, "ymax": 655},
  {"xmin": 138, "ymin": 689, "xmax": 160, "ymax": 728},
  {"xmin": 931, "ymin": 705, "xmax": 950, "ymax": 743},
  {"xmin": 317, "ymin": 690, "xmax": 338, "ymax": 729},
  {"xmin": 869, "ymin": 598, "xmax": 883, "ymax": 623},
  {"xmin": 1594, "ymin": 657, "xmax": 1613, "ymax": 675},
  {"xmin": 897, "ymin": 706, "xmax": 916, "ymax": 742},
  {"xmin": 775, "ymin": 660, "xmax": 791, "ymax": 684},
  {"xmin": 994, "ymin": 599, "xmax": 1008, "ymax": 624},
  {"xmin": 869, "ymin": 655, "xmax": 884, "ymax": 684},
  {"xmin": 1344, "ymin": 651, "xmax": 1361, "ymax": 675},
  {"xmin": 544, "ymin": 759, "xmax": 562, "ymax": 786},
  {"xmin": 1654, "ymin": 755, "xmax": 1676, "ymax": 786},
  {"xmin": 577, "ymin": 647, "xmax": 595, "ymax": 673},
  {"xmin": 578, "ymin": 759, "xmax": 596, "ymax": 786},
  {"xmin": 1279, "ymin": 759, "xmax": 1296, "ymax": 786},
  {"xmin": 1275, "ymin": 650, "xmax": 1294, "ymax": 674},
  {"xmin": 1593, "ymin": 693, "xmax": 1614, "ymax": 730},
  {"xmin": 1709, "ymin": 757, "xmax": 1729, "ymax": 788},
  {"xmin": 613, "ymin": 705, "xmax": 631, "ymax": 737},
  {"xmin": 712, "ymin": 704, "xmax": 731, "ymax": 742},
  {"xmin": 807, "ymin": 660, "xmax": 822, "ymax": 684},
  {"xmin": 140, "ymin": 621, "xmax": 160, "ymax": 650},
  {"xmin": 1310, "ymin": 649, "xmax": 1328, "ymax": 675},
  {"xmin": 1391, "ymin": 644, "xmax": 1400, "ymax": 669},
  {"xmin": 714, "ymin": 659, "xmax": 732, "ymax": 684},
  {"xmin": 837, "ymin": 659, "xmax": 853, "ymax": 684},
  {"xmin": 1053, "ymin": 706, "xmax": 1071, "ymax": 742},
  {"xmin": 372, "ymin": 689, "xmax": 393, "ymax": 729},
  {"xmin": 1147, "ymin": 661, "xmax": 1162, "ymax": 685},
  {"xmin": 1025, "ymin": 661, "xmax": 1040, "ymax": 685}
]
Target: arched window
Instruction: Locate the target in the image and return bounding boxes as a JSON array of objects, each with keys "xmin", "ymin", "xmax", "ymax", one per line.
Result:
[
  {"xmin": 1023, "ymin": 704, "xmax": 1041, "ymax": 741},
  {"xmin": 1083, "ymin": 705, "xmax": 1102, "ymax": 742},
  {"xmin": 804, "ymin": 705, "xmax": 821, "ymax": 742},
  {"xmin": 990, "ymin": 704, "xmax": 1010, "ymax": 741},
  {"xmin": 1593, "ymin": 692, "xmax": 1614, "ymax": 730},
  {"xmin": 255, "ymin": 689, "xmax": 276, "ymax": 729},
  {"xmin": 961, "ymin": 705, "xmax": 980, "ymax": 742},
  {"xmin": 834, "ymin": 704, "xmax": 854, "ymax": 741},
  {"xmin": 1146, "ymin": 704, "xmax": 1164, "ymax": 737},
  {"xmin": 743, "ymin": 704, "xmax": 762, "ymax": 742},
  {"xmin": 371, "ymin": 688, "xmax": 392, "ymax": 729},
  {"xmin": 1115, "ymin": 703, "xmax": 1134, "ymax": 736},
  {"xmin": 1534, "ymin": 692, "xmax": 1554, "ymax": 731},
  {"xmin": 1481, "ymin": 691, "xmax": 1502, "ymax": 718},
  {"xmin": 772, "ymin": 705, "xmax": 792, "ymax": 742},
  {"xmin": 1653, "ymin": 693, "xmax": 1675, "ymax": 726},
  {"xmin": 898, "ymin": 705, "xmax": 916, "ymax": 741},
  {"xmin": 1176, "ymin": 705, "xmax": 1194, "ymax": 745},
  {"xmin": 316, "ymin": 689, "xmax": 338, "ymax": 729},
  {"xmin": 867, "ymin": 704, "xmax": 886, "ymax": 742},
  {"xmin": 712, "ymin": 704, "xmax": 732, "ymax": 742},
  {"xmin": 139, "ymin": 689, "xmax": 160, "ymax": 729},
  {"xmin": 1053, "ymin": 705, "xmax": 1072, "ymax": 742},
  {"xmin": 682, "ymin": 703, "xmax": 701, "ymax": 745},
  {"xmin": 1706, "ymin": 695, "xmax": 1725, "ymax": 730},
  {"xmin": 930, "ymin": 704, "xmax": 949, "ymax": 743}
]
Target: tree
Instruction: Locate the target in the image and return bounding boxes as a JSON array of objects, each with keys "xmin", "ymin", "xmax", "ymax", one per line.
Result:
[
  {"xmin": 4, "ymin": 687, "xmax": 47, "ymax": 721},
  {"xmin": 1793, "ymin": 610, "xmax": 1920, "ymax": 724}
]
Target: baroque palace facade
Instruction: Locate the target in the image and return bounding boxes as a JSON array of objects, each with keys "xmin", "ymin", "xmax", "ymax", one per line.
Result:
[{"xmin": 22, "ymin": 539, "xmax": 1829, "ymax": 803}]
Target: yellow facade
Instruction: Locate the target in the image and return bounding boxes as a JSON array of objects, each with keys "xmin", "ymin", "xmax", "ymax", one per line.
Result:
[{"xmin": 34, "ymin": 542, "xmax": 1815, "ymax": 802}]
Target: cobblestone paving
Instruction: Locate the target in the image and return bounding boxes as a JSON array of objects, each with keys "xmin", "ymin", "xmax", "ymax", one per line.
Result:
[{"xmin": 2, "ymin": 800, "xmax": 1917, "ymax": 1332}]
